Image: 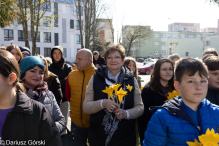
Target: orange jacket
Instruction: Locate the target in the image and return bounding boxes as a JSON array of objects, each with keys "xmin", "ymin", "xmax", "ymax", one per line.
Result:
[{"xmin": 67, "ymin": 64, "xmax": 96, "ymax": 127}]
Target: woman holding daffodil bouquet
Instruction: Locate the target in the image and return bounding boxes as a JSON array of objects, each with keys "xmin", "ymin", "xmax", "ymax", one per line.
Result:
[{"xmin": 83, "ymin": 45, "xmax": 144, "ymax": 146}]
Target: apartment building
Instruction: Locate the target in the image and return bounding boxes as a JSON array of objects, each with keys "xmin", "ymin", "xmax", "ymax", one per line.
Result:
[
  {"xmin": 0, "ymin": 0, "xmax": 84, "ymax": 62},
  {"xmin": 202, "ymin": 27, "xmax": 218, "ymax": 33},
  {"xmin": 168, "ymin": 22, "xmax": 200, "ymax": 32}
]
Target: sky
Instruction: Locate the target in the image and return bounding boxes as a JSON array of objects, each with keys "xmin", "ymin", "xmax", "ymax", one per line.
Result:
[{"xmin": 111, "ymin": 0, "xmax": 219, "ymax": 32}]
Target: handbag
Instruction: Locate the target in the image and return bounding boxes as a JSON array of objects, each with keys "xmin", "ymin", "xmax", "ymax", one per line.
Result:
[{"xmin": 60, "ymin": 124, "xmax": 83, "ymax": 146}]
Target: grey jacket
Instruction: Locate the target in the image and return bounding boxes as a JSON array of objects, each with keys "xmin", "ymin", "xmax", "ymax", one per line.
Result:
[{"xmin": 26, "ymin": 89, "xmax": 66, "ymax": 133}]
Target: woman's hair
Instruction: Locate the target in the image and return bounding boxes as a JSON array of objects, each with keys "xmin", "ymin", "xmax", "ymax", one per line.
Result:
[
  {"xmin": 45, "ymin": 57, "xmax": 52, "ymax": 65},
  {"xmin": 149, "ymin": 58, "xmax": 174, "ymax": 91},
  {"xmin": 0, "ymin": 50, "xmax": 25, "ymax": 92},
  {"xmin": 104, "ymin": 44, "xmax": 126, "ymax": 62},
  {"xmin": 37, "ymin": 55, "xmax": 55, "ymax": 83},
  {"xmin": 124, "ymin": 57, "xmax": 138, "ymax": 80},
  {"xmin": 6, "ymin": 45, "xmax": 23, "ymax": 62},
  {"xmin": 0, "ymin": 46, "xmax": 7, "ymax": 50}
]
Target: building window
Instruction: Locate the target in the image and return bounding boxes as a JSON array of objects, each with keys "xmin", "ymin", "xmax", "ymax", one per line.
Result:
[
  {"xmin": 43, "ymin": 16, "xmax": 51, "ymax": 27},
  {"xmin": 43, "ymin": 1, "xmax": 51, "ymax": 11},
  {"xmin": 44, "ymin": 48, "xmax": 51, "ymax": 57},
  {"xmin": 76, "ymin": 20, "xmax": 83, "ymax": 30},
  {"xmin": 36, "ymin": 47, "xmax": 40, "ymax": 55},
  {"xmin": 28, "ymin": 31, "xmax": 40, "ymax": 42},
  {"xmin": 44, "ymin": 32, "xmax": 51, "ymax": 43},
  {"xmin": 4, "ymin": 29, "xmax": 13, "ymax": 41},
  {"xmin": 70, "ymin": 20, "xmax": 74, "ymax": 29},
  {"xmin": 206, "ymin": 41, "xmax": 210, "ymax": 46},
  {"xmin": 63, "ymin": 48, "xmax": 67, "ymax": 57},
  {"xmin": 18, "ymin": 30, "xmax": 25, "ymax": 41},
  {"xmin": 77, "ymin": 35, "xmax": 81, "ymax": 44},
  {"xmin": 76, "ymin": 6, "xmax": 83, "ymax": 16}
]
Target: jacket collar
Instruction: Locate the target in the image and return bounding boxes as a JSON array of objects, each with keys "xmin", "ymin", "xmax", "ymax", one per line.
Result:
[
  {"xmin": 79, "ymin": 64, "xmax": 96, "ymax": 73},
  {"xmin": 12, "ymin": 91, "xmax": 33, "ymax": 115}
]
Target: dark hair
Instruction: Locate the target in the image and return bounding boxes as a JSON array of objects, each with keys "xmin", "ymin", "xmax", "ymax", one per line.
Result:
[
  {"xmin": 202, "ymin": 48, "xmax": 218, "ymax": 58},
  {"xmin": 6, "ymin": 45, "xmax": 23, "ymax": 63},
  {"xmin": 93, "ymin": 51, "xmax": 99, "ymax": 55},
  {"xmin": 204, "ymin": 56, "xmax": 219, "ymax": 71},
  {"xmin": 104, "ymin": 44, "xmax": 126, "ymax": 63},
  {"xmin": 149, "ymin": 58, "xmax": 174, "ymax": 91},
  {"xmin": 124, "ymin": 57, "xmax": 138, "ymax": 80},
  {"xmin": 175, "ymin": 57, "xmax": 208, "ymax": 83},
  {"xmin": 168, "ymin": 54, "xmax": 180, "ymax": 61},
  {"xmin": 0, "ymin": 50, "xmax": 25, "ymax": 92}
]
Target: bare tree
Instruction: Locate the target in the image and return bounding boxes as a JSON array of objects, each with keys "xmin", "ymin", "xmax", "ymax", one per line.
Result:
[
  {"xmin": 74, "ymin": 0, "xmax": 112, "ymax": 49},
  {"xmin": 17, "ymin": 0, "xmax": 55, "ymax": 55},
  {"xmin": 122, "ymin": 25, "xmax": 152, "ymax": 56}
]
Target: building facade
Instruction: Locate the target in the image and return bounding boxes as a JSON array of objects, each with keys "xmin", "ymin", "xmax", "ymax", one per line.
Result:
[
  {"xmin": 168, "ymin": 22, "xmax": 200, "ymax": 32},
  {"xmin": 133, "ymin": 31, "xmax": 219, "ymax": 59},
  {"xmin": 0, "ymin": 0, "xmax": 84, "ymax": 62},
  {"xmin": 202, "ymin": 27, "xmax": 218, "ymax": 33}
]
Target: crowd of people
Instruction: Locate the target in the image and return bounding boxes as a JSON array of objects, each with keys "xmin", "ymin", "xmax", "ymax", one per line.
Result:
[{"xmin": 1, "ymin": 44, "xmax": 219, "ymax": 146}]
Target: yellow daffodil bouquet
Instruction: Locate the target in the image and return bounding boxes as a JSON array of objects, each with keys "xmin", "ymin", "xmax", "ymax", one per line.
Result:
[
  {"xmin": 187, "ymin": 128, "xmax": 219, "ymax": 146},
  {"xmin": 102, "ymin": 84, "xmax": 133, "ymax": 104},
  {"xmin": 165, "ymin": 90, "xmax": 181, "ymax": 102}
]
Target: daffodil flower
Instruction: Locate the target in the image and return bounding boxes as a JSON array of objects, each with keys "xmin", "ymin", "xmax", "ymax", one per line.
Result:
[
  {"xmin": 186, "ymin": 139, "xmax": 202, "ymax": 146},
  {"xmin": 116, "ymin": 88, "xmax": 127, "ymax": 103},
  {"xmin": 126, "ymin": 84, "xmax": 133, "ymax": 92},
  {"xmin": 165, "ymin": 90, "xmax": 180, "ymax": 102},
  {"xmin": 198, "ymin": 128, "xmax": 219, "ymax": 146},
  {"xmin": 102, "ymin": 86, "xmax": 114, "ymax": 99}
]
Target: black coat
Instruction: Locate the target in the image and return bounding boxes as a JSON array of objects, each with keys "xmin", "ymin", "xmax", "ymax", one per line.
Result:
[
  {"xmin": 49, "ymin": 58, "xmax": 72, "ymax": 102},
  {"xmin": 137, "ymin": 83, "xmax": 168, "ymax": 145},
  {"xmin": 93, "ymin": 56, "xmax": 105, "ymax": 66},
  {"xmin": 47, "ymin": 74, "xmax": 63, "ymax": 106},
  {"xmin": 89, "ymin": 65, "xmax": 136, "ymax": 146},
  {"xmin": 1, "ymin": 91, "xmax": 62, "ymax": 146}
]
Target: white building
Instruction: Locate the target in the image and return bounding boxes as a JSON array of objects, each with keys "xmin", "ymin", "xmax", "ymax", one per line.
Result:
[
  {"xmin": 168, "ymin": 22, "xmax": 200, "ymax": 32},
  {"xmin": 201, "ymin": 27, "xmax": 218, "ymax": 33},
  {"xmin": 0, "ymin": 0, "xmax": 84, "ymax": 62}
]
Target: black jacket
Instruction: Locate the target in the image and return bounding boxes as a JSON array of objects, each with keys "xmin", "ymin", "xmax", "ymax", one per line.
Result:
[
  {"xmin": 137, "ymin": 83, "xmax": 168, "ymax": 144},
  {"xmin": 47, "ymin": 74, "xmax": 63, "ymax": 106},
  {"xmin": 93, "ymin": 56, "xmax": 105, "ymax": 66},
  {"xmin": 49, "ymin": 48, "xmax": 72, "ymax": 102},
  {"xmin": 89, "ymin": 65, "xmax": 136, "ymax": 146},
  {"xmin": 1, "ymin": 91, "xmax": 62, "ymax": 146}
]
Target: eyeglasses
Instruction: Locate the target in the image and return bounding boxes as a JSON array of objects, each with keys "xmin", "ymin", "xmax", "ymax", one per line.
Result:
[
  {"xmin": 22, "ymin": 53, "xmax": 30, "ymax": 57},
  {"xmin": 107, "ymin": 56, "xmax": 121, "ymax": 61}
]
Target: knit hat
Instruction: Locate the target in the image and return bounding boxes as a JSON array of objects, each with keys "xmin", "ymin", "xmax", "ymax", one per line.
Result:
[
  {"xmin": 19, "ymin": 46, "xmax": 31, "ymax": 55},
  {"xmin": 19, "ymin": 56, "xmax": 44, "ymax": 79}
]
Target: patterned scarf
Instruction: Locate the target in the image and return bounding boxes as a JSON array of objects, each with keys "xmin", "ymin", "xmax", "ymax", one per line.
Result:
[{"xmin": 25, "ymin": 82, "xmax": 48, "ymax": 100}]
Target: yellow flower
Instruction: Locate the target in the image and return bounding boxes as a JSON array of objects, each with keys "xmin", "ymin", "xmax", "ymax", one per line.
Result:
[
  {"xmin": 140, "ymin": 87, "xmax": 143, "ymax": 92},
  {"xmin": 198, "ymin": 128, "xmax": 219, "ymax": 146},
  {"xmin": 116, "ymin": 88, "xmax": 127, "ymax": 103},
  {"xmin": 102, "ymin": 86, "xmax": 114, "ymax": 99},
  {"xmin": 165, "ymin": 90, "xmax": 180, "ymax": 102},
  {"xmin": 187, "ymin": 139, "xmax": 202, "ymax": 146},
  {"xmin": 126, "ymin": 84, "xmax": 133, "ymax": 92},
  {"xmin": 110, "ymin": 84, "xmax": 122, "ymax": 95}
]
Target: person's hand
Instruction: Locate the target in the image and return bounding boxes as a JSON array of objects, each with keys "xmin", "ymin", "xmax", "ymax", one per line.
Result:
[
  {"xmin": 114, "ymin": 108, "xmax": 127, "ymax": 120},
  {"xmin": 95, "ymin": 64, "xmax": 99, "ymax": 68},
  {"xmin": 102, "ymin": 99, "xmax": 119, "ymax": 113}
]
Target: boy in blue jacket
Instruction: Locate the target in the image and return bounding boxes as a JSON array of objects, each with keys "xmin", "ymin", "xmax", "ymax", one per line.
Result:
[
  {"xmin": 204, "ymin": 56, "xmax": 219, "ymax": 105},
  {"xmin": 143, "ymin": 58, "xmax": 219, "ymax": 146}
]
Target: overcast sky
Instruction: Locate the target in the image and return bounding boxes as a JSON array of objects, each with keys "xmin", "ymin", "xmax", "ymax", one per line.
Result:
[{"xmin": 112, "ymin": 0, "xmax": 219, "ymax": 32}]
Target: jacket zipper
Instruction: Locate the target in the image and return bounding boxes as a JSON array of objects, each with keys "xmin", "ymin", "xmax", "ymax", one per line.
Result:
[
  {"xmin": 158, "ymin": 92, "xmax": 166, "ymax": 97},
  {"xmin": 80, "ymin": 71, "xmax": 85, "ymax": 127}
]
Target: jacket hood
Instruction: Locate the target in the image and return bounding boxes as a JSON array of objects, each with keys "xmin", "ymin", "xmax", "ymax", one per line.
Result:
[
  {"xmin": 51, "ymin": 46, "xmax": 64, "ymax": 66},
  {"xmin": 95, "ymin": 64, "xmax": 134, "ymax": 84}
]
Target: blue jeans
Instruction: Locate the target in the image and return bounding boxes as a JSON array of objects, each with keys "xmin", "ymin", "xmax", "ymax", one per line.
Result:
[{"xmin": 71, "ymin": 121, "xmax": 90, "ymax": 146}]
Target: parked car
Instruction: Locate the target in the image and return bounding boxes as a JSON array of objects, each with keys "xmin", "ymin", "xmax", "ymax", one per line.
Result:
[
  {"xmin": 137, "ymin": 58, "xmax": 144, "ymax": 63},
  {"xmin": 138, "ymin": 62, "xmax": 155, "ymax": 75},
  {"xmin": 143, "ymin": 58, "xmax": 157, "ymax": 65},
  {"xmin": 65, "ymin": 60, "xmax": 77, "ymax": 70}
]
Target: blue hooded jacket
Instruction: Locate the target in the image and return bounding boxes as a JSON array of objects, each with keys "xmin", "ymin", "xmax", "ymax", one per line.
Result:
[{"xmin": 143, "ymin": 96, "xmax": 219, "ymax": 146}]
